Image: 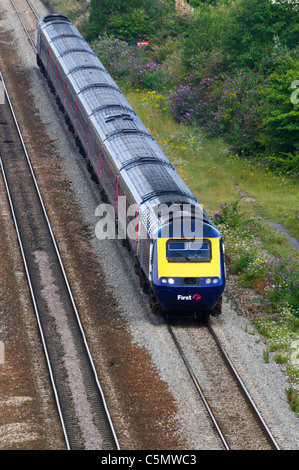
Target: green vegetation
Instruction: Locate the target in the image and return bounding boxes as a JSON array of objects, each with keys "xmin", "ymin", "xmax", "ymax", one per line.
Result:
[
  {"xmin": 287, "ymin": 387, "xmax": 299, "ymax": 417},
  {"xmin": 55, "ymin": 1, "xmax": 298, "ymax": 178},
  {"xmin": 80, "ymin": 0, "xmax": 299, "ymax": 175},
  {"xmin": 80, "ymin": 0, "xmax": 172, "ymax": 43}
]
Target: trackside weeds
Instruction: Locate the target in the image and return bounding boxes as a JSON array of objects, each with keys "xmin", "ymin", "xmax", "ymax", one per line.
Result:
[
  {"xmin": 214, "ymin": 200, "xmax": 299, "ymax": 405},
  {"xmin": 213, "ymin": 200, "xmax": 299, "ymax": 316}
]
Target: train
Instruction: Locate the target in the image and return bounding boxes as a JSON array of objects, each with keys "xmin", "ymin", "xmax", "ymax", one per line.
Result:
[{"xmin": 35, "ymin": 14, "xmax": 225, "ymax": 322}]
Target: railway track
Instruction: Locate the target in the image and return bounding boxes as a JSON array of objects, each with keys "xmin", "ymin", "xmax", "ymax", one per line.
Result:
[
  {"xmin": 167, "ymin": 321, "xmax": 280, "ymax": 450},
  {"xmin": 0, "ymin": 68, "xmax": 119, "ymax": 449},
  {"xmin": 10, "ymin": 0, "xmax": 38, "ymax": 52},
  {"xmin": 5, "ymin": 0, "xmax": 119, "ymax": 450}
]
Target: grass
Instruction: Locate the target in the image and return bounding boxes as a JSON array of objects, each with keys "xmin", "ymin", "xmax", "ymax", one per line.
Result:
[
  {"xmin": 124, "ymin": 90, "xmax": 299, "ymax": 294},
  {"xmin": 36, "ymin": 0, "xmax": 299, "ymax": 405}
]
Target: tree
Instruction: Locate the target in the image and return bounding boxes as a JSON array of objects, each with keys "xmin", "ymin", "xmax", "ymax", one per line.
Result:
[
  {"xmin": 222, "ymin": 0, "xmax": 299, "ymax": 70},
  {"xmin": 107, "ymin": 9, "xmax": 154, "ymax": 42},
  {"xmin": 260, "ymin": 55, "xmax": 299, "ymax": 161},
  {"xmin": 85, "ymin": 0, "xmax": 165, "ymax": 42}
]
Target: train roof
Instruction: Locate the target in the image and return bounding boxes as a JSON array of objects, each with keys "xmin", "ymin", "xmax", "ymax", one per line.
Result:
[{"xmin": 37, "ymin": 16, "xmax": 216, "ymax": 235}]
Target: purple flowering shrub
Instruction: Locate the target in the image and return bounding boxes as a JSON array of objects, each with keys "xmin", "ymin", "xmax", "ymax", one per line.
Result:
[
  {"xmin": 91, "ymin": 32, "xmax": 297, "ymax": 170},
  {"xmin": 167, "ymin": 51, "xmax": 222, "ymax": 126},
  {"xmin": 168, "ymin": 63, "xmax": 266, "ymax": 154},
  {"xmin": 265, "ymin": 260, "xmax": 299, "ymax": 314},
  {"xmin": 91, "ymin": 36, "xmax": 169, "ymax": 90},
  {"xmin": 212, "ymin": 70, "xmax": 265, "ymax": 153},
  {"xmin": 168, "ymin": 81, "xmax": 205, "ymax": 125},
  {"xmin": 91, "ymin": 37, "xmax": 266, "ymax": 155}
]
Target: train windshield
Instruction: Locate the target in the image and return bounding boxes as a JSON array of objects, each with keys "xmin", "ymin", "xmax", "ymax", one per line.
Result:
[{"xmin": 166, "ymin": 239, "xmax": 212, "ymax": 263}]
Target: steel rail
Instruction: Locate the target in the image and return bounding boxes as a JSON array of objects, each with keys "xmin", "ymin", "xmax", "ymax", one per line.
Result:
[
  {"xmin": 10, "ymin": 0, "xmax": 37, "ymax": 53},
  {"xmin": 207, "ymin": 324, "xmax": 280, "ymax": 451},
  {"xmin": 166, "ymin": 324, "xmax": 230, "ymax": 450},
  {"xmin": 0, "ymin": 72, "xmax": 69, "ymax": 449},
  {"xmin": 6, "ymin": 1, "xmax": 120, "ymax": 450},
  {"xmin": 0, "ymin": 69, "xmax": 120, "ymax": 450},
  {"xmin": 7, "ymin": 0, "xmax": 281, "ymax": 452},
  {"xmin": 6, "ymin": 4, "xmax": 120, "ymax": 449},
  {"xmin": 0, "ymin": 156, "xmax": 71, "ymax": 448},
  {"xmin": 25, "ymin": 0, "xmax": 39, "ymax": 20}
]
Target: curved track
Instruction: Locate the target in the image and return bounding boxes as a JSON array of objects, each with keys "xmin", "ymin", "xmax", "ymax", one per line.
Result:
[{"xmin": 10, "ymin": 0, "xmax": 38, "ymax": 52}]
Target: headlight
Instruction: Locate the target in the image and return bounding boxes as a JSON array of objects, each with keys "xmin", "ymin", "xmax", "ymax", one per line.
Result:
[
  {"xmin": 205, "ymin": 278, "xmax": 211, "ymax": 284},
  {"xmin": 212, "ymin": 278, "xmax": 219, "ymax": 284},
  {"xmin": 160, "ymin": 278, "xmax": 175, "ymax": 285}
]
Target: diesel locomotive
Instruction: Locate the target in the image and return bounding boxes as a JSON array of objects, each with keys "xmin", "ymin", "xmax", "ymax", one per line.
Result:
[{"xmin": 36, "ymin": 14, "xmax": 225, "ymax": 321}]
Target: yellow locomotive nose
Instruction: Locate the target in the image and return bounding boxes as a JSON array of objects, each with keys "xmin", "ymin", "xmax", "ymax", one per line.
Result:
[
  {"xmin": 151, "ymin": 235, "xmax": 225, "ymax": 316},
  {"xmin": 156, "ymin": 237, "xmax": 221, "ymax": 279}
]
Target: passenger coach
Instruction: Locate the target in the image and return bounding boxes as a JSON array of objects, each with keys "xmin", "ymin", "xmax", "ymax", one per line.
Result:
[{"xmin": 36, "ymin": 15, "xmax": 225, "ymax": 321}]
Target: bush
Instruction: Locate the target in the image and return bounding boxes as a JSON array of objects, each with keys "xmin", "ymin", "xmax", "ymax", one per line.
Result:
[
  {"xmin": 107, "ymin": 8, "xmax": 154, "ymax": 42},
  {"xmin": 91, "ymin": 37, "xmax": 170, "ymax": 91},
  {"xmin": 168, "ymin": 67, "xmax": 266, "ymax": 154},
  {"xmin": 85, "ymin": 0, "xmax": 170, "ymax": 42},
  {"xmin": 222, "ymin": 0, "xmax": 299, "ymax": 70},
  {"xmin": 83, "ymin": 0, "xmax": 299, "ymax": 173}
]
